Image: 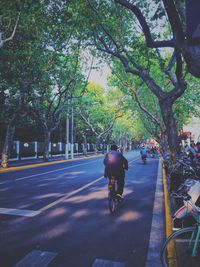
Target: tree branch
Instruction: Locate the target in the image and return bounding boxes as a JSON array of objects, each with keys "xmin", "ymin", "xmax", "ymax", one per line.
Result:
[
  {"xmin": 156, "ymin": 49, "xmax": 177, "ymax": 85},
  {"xmin": 162, "ymin": 0, "xmax": 185, "ymax": 46},
  {"xmin": 0, "ymin": 12, "xmax": 20, "ymax": 48},
  {"xmin": 114, "ymin": 0, "xmax": 174, "ymax": 48},
  {"xmin": 134, "ymin": 88, "xmax": 163, "ymax": 129}
]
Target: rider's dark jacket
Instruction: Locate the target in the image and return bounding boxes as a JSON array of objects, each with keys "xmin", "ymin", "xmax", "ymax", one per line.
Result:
[{"xmin": 103, "ymin": 150, "xmax": 128, "ymax": 178}]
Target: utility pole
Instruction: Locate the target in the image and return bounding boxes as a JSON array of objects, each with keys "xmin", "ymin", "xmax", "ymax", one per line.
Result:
[
  {"xmin": 71, "ymin": 106, "xmax": 74, "ymax": 159},
  {"xmin": 82, "ymin": 132, "xmax": 87, "ymax": 156},
  {"xmin": 65, "ymin": 106, "xmax": 69, "ymax": 159}
]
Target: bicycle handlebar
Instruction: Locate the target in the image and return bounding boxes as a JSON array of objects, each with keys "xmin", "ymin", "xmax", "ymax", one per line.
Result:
[
  {"xmin": 172, "ymin": 192, "xmax": 200, "ymax": 220},
  {"xmin": 171, "ymin": 192, "xmax": 191, "ymax": 200}
]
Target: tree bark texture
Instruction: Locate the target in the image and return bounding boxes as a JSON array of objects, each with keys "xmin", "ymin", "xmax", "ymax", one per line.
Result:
[
  {"xmin": 2, "ymin": 124, "xmax": 15, "ymax": 157},
  {"xmin": 43, "ymin": 130, "xmax": 51, "ymax": 161},
  {"xmin": 159, "ymin": 99, "xmax": 178, "ymax": 160}
]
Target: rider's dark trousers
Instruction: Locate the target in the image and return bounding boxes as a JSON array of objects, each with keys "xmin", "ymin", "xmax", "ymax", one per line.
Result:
[
  {"xmin": 108, "ymin": 176, "xmax": 125, "ymax": 196},
  {"xmin": 117, "ymin": 177, "xmax": 125, "ymax": 195}
]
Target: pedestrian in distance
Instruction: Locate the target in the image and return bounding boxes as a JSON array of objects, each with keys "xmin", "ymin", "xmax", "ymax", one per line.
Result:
[{"xmin": 103, "ymin": 144, "xmax": 128, "ymax": 199}]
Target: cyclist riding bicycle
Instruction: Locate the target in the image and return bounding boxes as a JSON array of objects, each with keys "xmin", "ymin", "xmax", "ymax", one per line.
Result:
[
  {"xmin": 103, "ymin": 144, "xmax": 128, "ymax": 199},
  {"xmin": 140, "ymin": 145, "xmax": 148, "ymax": 160}
]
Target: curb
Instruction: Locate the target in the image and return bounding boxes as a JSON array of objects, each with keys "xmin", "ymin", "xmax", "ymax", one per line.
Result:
[
  {"xmin": 162, "ymin": 160, "xmax": 178, "ymax": 267},
  {"xmin": 145, "ymin": 159, "xmax": 165, "ymax": 267},
  {"xmin": 0, "ymin": 154, "xmax": 103, "ymax": 173}
]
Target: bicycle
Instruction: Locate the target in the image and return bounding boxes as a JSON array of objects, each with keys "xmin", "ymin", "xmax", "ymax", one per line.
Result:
[
  {"xmin": 160, "ymin": 192, "xmax": 200, "ymax": 267},
  {"xmin": 108, "ymin": 176, "xmax": 123, "ymax": 215},
  {"xmin": 169, "ymin": 159, "xmax": 199, "ymax": 193},
  {"xmin": 141, "ymin": 154, "xmax": 147, "ymax": 164}
]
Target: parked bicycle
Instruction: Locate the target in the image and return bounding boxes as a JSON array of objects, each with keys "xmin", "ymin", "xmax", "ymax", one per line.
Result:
[
  {"xmin": 169, "ymin": 158, "xmax": 199, "ymax": 193},
  {"xmin": 160, "ymin": 191, "xmax": 200, "ymax": 267},
  {"xmin": 108, "ymin": 176, "xmax": 123, "ymax": 215}
]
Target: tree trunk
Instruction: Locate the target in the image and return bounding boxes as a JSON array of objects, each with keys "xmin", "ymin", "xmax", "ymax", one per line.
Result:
[
  {"xmin": 82, "ymin": 133, "xmax": 87, "ymax": 156},
  {"xmin": 95, "ymin": 136, "xmax": 100, "ymax": 154},
  {"xmin": 1, "ymin": 124, "xmax": 15, "ymax": 168},
  {"xmin": 159, "ymin": 99, "xmax": 178, "ymax": 160},
  {"xmin": 158, "ymin": 135, "xmax": 169, "ymax": 155},
  {"xmin": 185, "ymin": 45, "xmax": 200, "ymax": 78},
  {"xmin": 2, "ymin": 124, "xmax": 15, "ymax": 156},
  {"xmin": 43, "ymin": 130, "xmax": 51, "ymax": 161}
]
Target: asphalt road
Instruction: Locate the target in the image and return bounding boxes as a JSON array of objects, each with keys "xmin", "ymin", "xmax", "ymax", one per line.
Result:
[{"xmin": 0, "ymin": 151, "xmax": 160, "ymax": 267}]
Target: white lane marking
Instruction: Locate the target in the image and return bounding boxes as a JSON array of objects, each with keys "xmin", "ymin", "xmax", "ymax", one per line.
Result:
[
  {"xmin": 13, "ymin": 250, "xmax": 57, "ymax": 267},
  {"xmin": 0, "ymin": 155, "xmax": 140, "ymax": 216},
  {"xmin": 128, "ymin": 157, "xmax": 140, "ymax": 164},
  {"xmin": 16, "ymin": 159, "xmax": 100, "ymax": 181},
  {"xmin": 7, "ymin": 157, "xmax": 138, "ymax": 182},
  {"xmin": 40, "ymin": 176, "xmax": 104, "ymax": 212},
  {"xmin": 145, "ymin": 159, "xmax": 164, "ymax": 267},
  {"xmin": 40, "ymin": 156, "xmax": 140, "ymax": 211},
  {"xmin": 0, "ymin": 176, "xmax": 104, "ymax": 217},
  {"xmin": 0, "ymin": 208, "xmax": 41, "ymax": 217}
]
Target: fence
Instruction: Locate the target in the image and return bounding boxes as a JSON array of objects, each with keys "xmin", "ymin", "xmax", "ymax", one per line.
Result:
[{"xmin": 0, "ymin": 141, "xmax": 102, "ymax": 161}]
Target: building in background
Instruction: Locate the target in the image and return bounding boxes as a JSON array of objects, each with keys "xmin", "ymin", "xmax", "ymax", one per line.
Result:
[{"xmin": 183, "ymin": 117, "xmax": 200, "ymax": 144}]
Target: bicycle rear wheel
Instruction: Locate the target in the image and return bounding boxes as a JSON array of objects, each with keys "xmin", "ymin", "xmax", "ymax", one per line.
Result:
[
  {"xmin": 108, "ymin": 198, "xmax": 119, "ymax": 214},
  {"xmin": 160, "ymin": 226, "xmax": 200, "ymax": 267}
]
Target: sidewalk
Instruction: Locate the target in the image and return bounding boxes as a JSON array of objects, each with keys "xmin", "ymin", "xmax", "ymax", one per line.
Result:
[
  {"xmin": 0, "ymin": 152, "xmax": 103, "ymax": 171},
  {"xmin": 146, "ymin": 158, "xmax": 199, "ymax": 267},
  {"xmin": 162, "ymin": 161, "xmax": 200, "ymax": 267},
  {"xmin": 145, "ymin": 159, "xmax": 165, "ymax": 267}
]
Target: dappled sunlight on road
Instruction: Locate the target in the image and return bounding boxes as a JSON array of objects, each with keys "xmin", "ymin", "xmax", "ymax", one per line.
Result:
[
  {"xmin": 117, "ymin": 210, "xmax": 141, "ymax": 222},
  {"xmin": 66, "ymin": 189, "xmax": 106, "ymax": 204},
  {"xmin": 38, "ymin": 221, "xmax": 71, "ymax": 240},
  {"xmin": 56, "ymin": 171, "xmax": 86, "ymax": 179},
  {"xmin": 71, "ymin": 209, "xmax": 90, "ymax": 218},
  {"xmin": 48, "ymin": 207, "xmax": 68, "ymax": 218},
  {"xmin": 128, "ymin": 179, "xmax": 146, "ymax": 184},
  {"xmin": 0, "ymin": 154, "xmax": 160, "ymax": 267},
  {"xmin": 99, "ymin": 209, "xmax": 110, "ymax": 216},
  {"xmin": 124, "ymin": 188, "xmax": 134, "ymax": 195}
]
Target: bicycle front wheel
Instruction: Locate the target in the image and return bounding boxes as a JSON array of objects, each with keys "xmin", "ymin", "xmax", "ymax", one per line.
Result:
[{"xmin": 161, "ymin": 226, "xmax": 200, "ymax": 267}]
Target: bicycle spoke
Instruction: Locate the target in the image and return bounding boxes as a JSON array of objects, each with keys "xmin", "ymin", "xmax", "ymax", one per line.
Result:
[{"xmin": 161, "ymin": 227, "xmax": 200, "ymax": 267}]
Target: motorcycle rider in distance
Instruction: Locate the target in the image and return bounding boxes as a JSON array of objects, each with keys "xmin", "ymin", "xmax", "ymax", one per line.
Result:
[
  {"xmin": 140, "ymin": 145, "xmax": 148, "ymax": 163},
  {"xmin": 103, "ymin": 144, "xmax": 128, "ymax": 200}
]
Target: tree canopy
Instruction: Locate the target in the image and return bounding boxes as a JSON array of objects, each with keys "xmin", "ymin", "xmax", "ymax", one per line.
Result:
[{"xmin": 1, "ymin": 0, "xmax": 200, "ymax": 161}]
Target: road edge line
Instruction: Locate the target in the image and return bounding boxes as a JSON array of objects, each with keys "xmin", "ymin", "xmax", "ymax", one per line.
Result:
[{"xmin": 162, "ymin": 159, "xmax": 178, "ymax": 267}]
